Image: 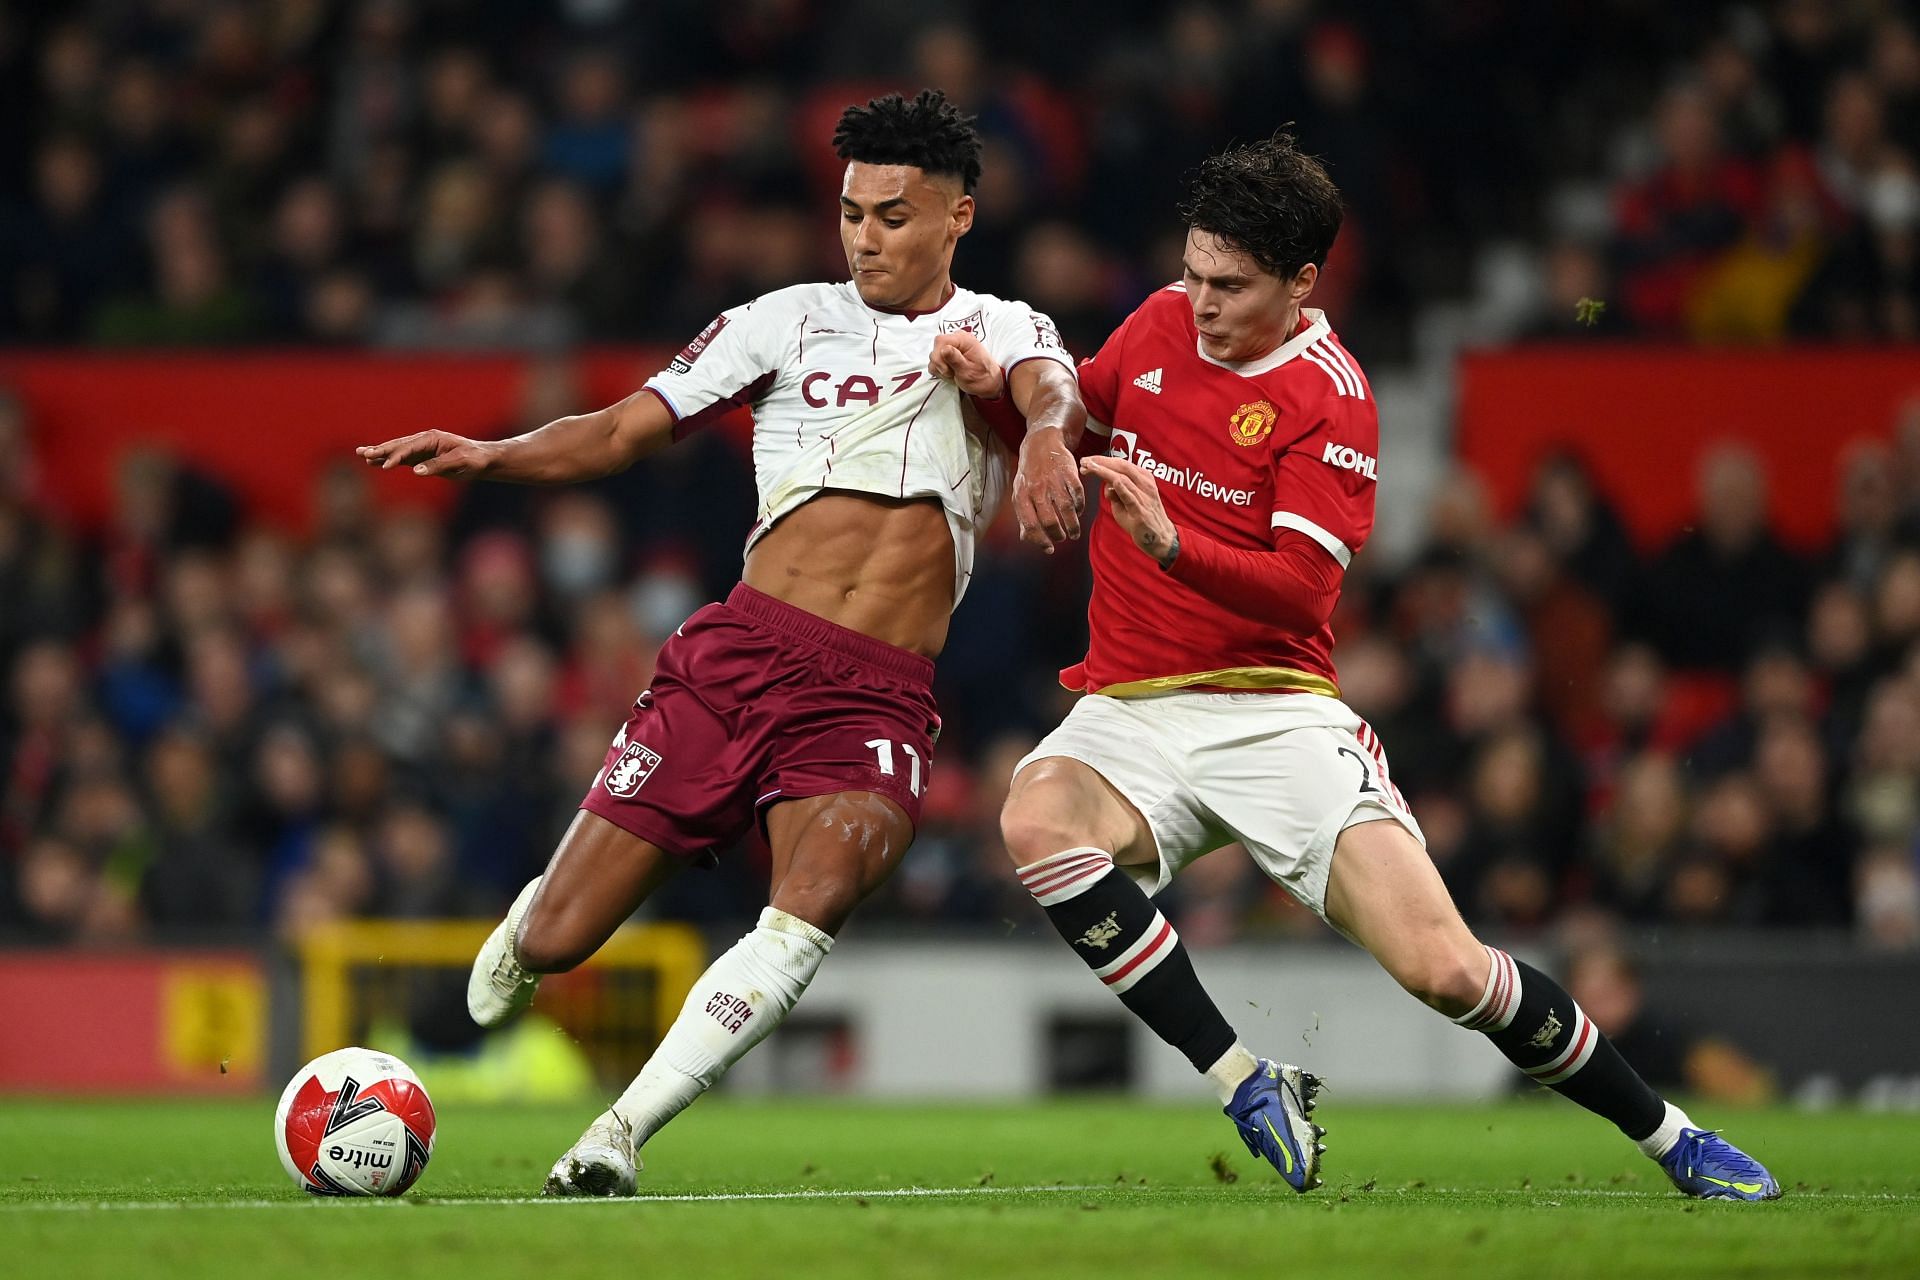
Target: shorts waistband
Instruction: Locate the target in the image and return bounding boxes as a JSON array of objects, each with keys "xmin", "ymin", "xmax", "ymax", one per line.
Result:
[{"xmin": 724, "ymin": 583, "xmax": 935, "ymax": 685}]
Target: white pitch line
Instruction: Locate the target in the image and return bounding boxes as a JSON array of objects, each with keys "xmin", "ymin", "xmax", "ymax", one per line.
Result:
[
  {"xmin": 5, "ymin": 1183, "xmax": 1915, "ymax": 1214},
  {"xmin": 0, "ymin": 1184, "xmax": 1106, "ymax": 1214}
]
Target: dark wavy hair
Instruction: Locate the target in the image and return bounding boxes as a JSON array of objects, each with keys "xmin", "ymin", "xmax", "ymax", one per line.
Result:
[
  {"xmin": 1177, "ymin": 130, "xmax": 1344, "ymax": 280},
  {"xmin": 832, "ymin": 89, "xmax": 983, "ymax": 194}
]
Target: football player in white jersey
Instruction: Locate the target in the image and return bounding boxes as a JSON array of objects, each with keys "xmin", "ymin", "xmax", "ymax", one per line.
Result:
[{"xmin": 358, "ymin": 90, "xmax": 1087, "ymax": 1195}]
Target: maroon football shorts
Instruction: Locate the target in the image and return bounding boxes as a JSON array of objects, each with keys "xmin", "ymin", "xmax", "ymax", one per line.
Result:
[{"xmin": 579, "ymin": 583, "xmax": 940, "ymax": 859}]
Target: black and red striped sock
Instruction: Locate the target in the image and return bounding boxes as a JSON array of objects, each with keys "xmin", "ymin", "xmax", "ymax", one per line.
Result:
[
  {"xmin": 1457, "ymin": 946, "xmax": 1665, "ymax": 1140},
  {"xmin": 1019, "ymin": 846, "xmax": 1238, "ymax": 1074}
]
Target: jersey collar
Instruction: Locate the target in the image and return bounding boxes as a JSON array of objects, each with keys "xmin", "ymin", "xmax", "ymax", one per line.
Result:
[
  {"xmin": 1193, "ymin": 308, "xmax": 1330, "ymax": 376},
  {"xmin": 853, "ymin": 279, "xmax": 959, "ymax": 321}
]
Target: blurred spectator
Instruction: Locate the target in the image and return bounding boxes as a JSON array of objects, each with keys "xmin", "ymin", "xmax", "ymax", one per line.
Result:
[
  {"xmin": 1566, "ymin": 941, "xmax": 1774, "ymax": 1102},
  {"xmin": 141, "ymin": 727, "xmax": 254, "ymax": 931},
  {"xmin": 520, "ymin": 178, "xmax": 630, "ymax": 335},
  {"xmin": 1685, "ymin": 147, "xmax": 1834, "ymax": 342},
  {"xmin": 1522, "ymin": 241, "xmax": 1631, "ymax": 340},
  {"xmin": 256, "ymin": 177, "xmax": 349, "ymax": 338},
  {"xmin": 1588, "ymin": 752, "xmax": 1689, "ymax": 921},
  {"xmin": 1611, "ymin": 84, "xmax": 1763, "ymax": 334},
  {"xmin": 4, "ymin": 134, "xmax": 134, "ymax": 339},
  {"xmin": 1639, "ymin": 445, "xmax": 1808, "ymax": 670},
  {"xmin": 541, "ymin": 51, "xmax": 629, "ymax": 196},
  {"xmin": 93, "ymin": 185, "xmax": 257, "ymax": 345}
]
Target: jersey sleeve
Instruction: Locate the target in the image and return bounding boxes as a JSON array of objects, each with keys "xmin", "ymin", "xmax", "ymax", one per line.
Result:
[
  {"xmin": 1268, "ymin": 393, "xmax": 1378, "ymax": 568},
  {"xmin": 643, "ymin": 298, "xmax": 783, "ymax": 431},
  {"xmin": 1073, "ymin": 308, "xmax": 1137, "ymax": 434},
  {"xmin": 978, "ymin": 298, "xmax": 1076, "ymax": 382}
]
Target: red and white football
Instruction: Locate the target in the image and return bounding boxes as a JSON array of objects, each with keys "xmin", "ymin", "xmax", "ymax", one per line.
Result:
[{"xmin": 274, "ymin": 1047, "xmax": 436, "ymax": 1196}]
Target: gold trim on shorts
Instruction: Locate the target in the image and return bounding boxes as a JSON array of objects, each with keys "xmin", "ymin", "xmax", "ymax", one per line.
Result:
[{"xmin": 1084, "ymin": 665, "xmax": 1341, "ymax": 700}]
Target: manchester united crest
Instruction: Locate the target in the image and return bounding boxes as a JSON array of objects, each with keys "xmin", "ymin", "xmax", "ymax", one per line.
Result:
[{"xmin": 1229, "ymin": 400, "xmax": 1277, "ymax": 447}]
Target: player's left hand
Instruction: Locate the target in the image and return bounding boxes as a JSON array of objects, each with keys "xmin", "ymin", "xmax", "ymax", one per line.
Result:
[
  {"xmin": 1081, "ymin": 455, "xmax": 1179, "ymax": 568},
  {"xmin": 928, "ymin": 331, "xmax": 1004, "ymax": 398},
  {"xmin": 1014, "ymin": 428, "xmax": 1083, "ymax": 552}
]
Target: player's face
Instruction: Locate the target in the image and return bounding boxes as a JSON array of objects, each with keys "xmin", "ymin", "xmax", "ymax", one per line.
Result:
[
  {"xmin": 840, "ymin": 162, "xmax": 974, "ymax": 311},
  {"xmin": 1182, "ymin": 229, "xmax": 1317, "ymax": 363}
]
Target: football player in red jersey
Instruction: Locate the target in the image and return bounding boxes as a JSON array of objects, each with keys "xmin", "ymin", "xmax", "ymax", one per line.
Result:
[{"xmin": 990, "ymin": 133, "xmax": 1778, "ymax": 1200}]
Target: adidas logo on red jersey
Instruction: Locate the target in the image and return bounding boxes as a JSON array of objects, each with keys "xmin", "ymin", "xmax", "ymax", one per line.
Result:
[{"xmin": 1131, "ymin": 368, "xmax": 1163, "ymax": 394}]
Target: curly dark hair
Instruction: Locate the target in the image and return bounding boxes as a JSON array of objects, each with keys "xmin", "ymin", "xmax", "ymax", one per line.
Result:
[
  {"xmin": 832, "ymin": 89, "xmax": 983, "ymax": 194},
  {"xmin": 1177, "ymin": 130, "xmax": 1344, "ymax": 280}
]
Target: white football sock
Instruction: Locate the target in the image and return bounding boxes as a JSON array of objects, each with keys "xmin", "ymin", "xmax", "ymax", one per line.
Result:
[
  {"xmin": 1635, "ymin": 1100, "xmax": 1697, "ymax": 1159},
  {"xmin": 1206, "ymin": 1042, "xmax": 1260, "ymax": 1104},
  {"xmin": 611, "ymin": 907, "xmax": 832, "ymax": 1146}
]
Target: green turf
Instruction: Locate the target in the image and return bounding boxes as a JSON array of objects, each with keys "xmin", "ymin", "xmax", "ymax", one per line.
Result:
[{"xmin": 2, "ymin": 1096, "xmax": 1914, "ymax": 1279}]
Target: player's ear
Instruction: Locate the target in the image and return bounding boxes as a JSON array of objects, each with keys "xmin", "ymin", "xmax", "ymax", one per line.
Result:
[
  {"xmin": 1290, "ymin": 263, "xmax": 1319, "ymax": 303},
  {"xmin": 950, "ymin": 192, "xmax": 975, "ymax": 239}
]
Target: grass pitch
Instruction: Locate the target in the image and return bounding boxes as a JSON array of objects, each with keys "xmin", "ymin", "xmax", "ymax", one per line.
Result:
[{"xmin": 2, "ymin": 1096, "xmax": 1914, "ymax": 1278}]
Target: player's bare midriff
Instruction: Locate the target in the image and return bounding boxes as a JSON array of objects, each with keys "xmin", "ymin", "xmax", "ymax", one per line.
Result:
[{"xmin": 742, "ymin": 490, "xmax": 955, "ymax": 657}]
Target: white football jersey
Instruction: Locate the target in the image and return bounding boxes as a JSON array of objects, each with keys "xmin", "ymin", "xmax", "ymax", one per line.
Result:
[{"xmin": 643, "ymin": 281, "xmax": 1073, "ymax": 608}]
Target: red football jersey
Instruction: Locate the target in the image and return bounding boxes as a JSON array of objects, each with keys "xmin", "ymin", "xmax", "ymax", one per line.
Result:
[{"xmin": 1069, "ymin": 285, "xmax": 1377, "ymax": 698}]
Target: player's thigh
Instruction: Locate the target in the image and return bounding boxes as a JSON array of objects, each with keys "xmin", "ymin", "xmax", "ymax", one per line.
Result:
[
  {"xmin": 1323, "ymin": 817, "xmax": 1486, "ymax": 1015},
  {"xmin": 1001, "ymin": 754, "xmax": 1157, "ymax": 868},
  {"xmin": 518, "ymin": 810, "xmax": 683, "ymax": 973},
  {"xmin": 1005, "ymin": 695, "xmax": 1214, "ymax": 889},
  {"xmin": 764, "ymin": 790, "xmax": 916, "ymax": 935},
  {"xmin": 1192, "ymin": 706, "xmax": 1426, "ymax": 922}
]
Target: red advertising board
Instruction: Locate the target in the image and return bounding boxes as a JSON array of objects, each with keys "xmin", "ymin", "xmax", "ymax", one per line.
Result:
[
  {"xmin": 4, "ymin": 347, "xmax": 1916, "ymax": 551},
  {"xmin": 1456, "ymin": 345, "xmax": 1920, "ymax": 553},
  {"xmin": 0, "ymin": 951, "xmax": 264, "ymax": 1092},
  {"xmin": 0, "ymin": 349, "xmax": 745, "ymax": 534}
]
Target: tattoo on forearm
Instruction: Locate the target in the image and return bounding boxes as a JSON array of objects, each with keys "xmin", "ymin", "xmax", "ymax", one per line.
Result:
[{"xmin": 1153, "ymin": 528, "xmax": 1180, "ymax": 571}]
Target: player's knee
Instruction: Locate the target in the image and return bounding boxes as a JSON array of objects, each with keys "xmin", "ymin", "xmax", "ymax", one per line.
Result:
[
  {"xmin": 1392, "ymin": 945, "xmax": 1486, "ymax": 1017},
  {"xmin": 999, "ymin": 794, "xmax": 1079, "ymax": 866},
  {"xmin": 513, "ymin": 915, "xmax": 593, "ymax": 975},
  {"xmin": 999, "ymin": 762, "xmax": 1101, "ymax": 865},
  {"xmin": 769, "ymin": 869, "xmax": 862, "ymax": 936}
]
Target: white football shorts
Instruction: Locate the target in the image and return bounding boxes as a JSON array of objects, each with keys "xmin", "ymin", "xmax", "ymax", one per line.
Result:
[{"xmin": 1017, "ymin": 691, "xmax": 1425, "ymax": 921}]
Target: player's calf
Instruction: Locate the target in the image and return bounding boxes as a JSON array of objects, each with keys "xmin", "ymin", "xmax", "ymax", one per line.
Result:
[
  {"xmin": 1014, "ymin": 845, "xmax": 1258, "ymax": 1096},
  {"xmin": 1454, "ymin": 944, "xmax": 1666, "ymax": 1138},
  {"xmin": 1449, "ymin": 943, "xmax": 1770, "ymax": 1186},
  {"xmin": 605, "ymin": 907, "xmax": 834, "ymax": 1156}
]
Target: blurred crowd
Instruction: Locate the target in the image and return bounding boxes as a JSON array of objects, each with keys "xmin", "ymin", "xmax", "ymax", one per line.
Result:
[
  {"xmin": 3, "ymin": 0, "xmax": 1920, "ymax": 954},
  {"xmin": 3, "ymin": 373, "xmax": 1919, "ymax": 951},
  {"xmin": 4, "ymin": 1, "xmax": 1920, "ymax": 360}
]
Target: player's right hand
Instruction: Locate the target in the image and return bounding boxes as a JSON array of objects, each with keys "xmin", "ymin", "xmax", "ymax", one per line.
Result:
[
  {"xmin": 928, "ymin": 331, "xmax": 1005, "ymax": 398},
  {"xmin": 355, "ymin": 431, "xmax": 496, "ymax": 478}
]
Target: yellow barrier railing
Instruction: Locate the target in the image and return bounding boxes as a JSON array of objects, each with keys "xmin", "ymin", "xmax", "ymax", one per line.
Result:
[{"xmin": 296, "ymin": 919, "xmax": 707, "ymax": 1062}]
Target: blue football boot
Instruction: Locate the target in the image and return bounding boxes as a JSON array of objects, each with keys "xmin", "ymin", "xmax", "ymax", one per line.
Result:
[
  {"xmin": 1657, "ymin": 1127, "xmax": 1781, "ymax": 1200},
  {"xmin": 1224, "ymin": 1058, "xmax": 1325, "ymax": 1192}
]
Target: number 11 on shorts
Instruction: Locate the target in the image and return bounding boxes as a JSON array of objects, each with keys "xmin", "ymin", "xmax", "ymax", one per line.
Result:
[{"xmin": 865, "ymin": 738, "xmax": 924, "ymax": 797}]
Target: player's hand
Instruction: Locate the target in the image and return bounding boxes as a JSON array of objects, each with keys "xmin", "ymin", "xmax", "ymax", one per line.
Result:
[
  {"xmin": 355, "ymin": 430, "xmax": 497, "ymax": 478},
  {"xmin": 1081, "ymin": 455, "xmax": 1178, "ymax": 568},
  {"xmin": 1013, "ymin": 428, "xmax": 1084, "ymax": 552},
  {"xmin": 928, "ymin": 331, "xmax": 1005, "ymax": 398}
]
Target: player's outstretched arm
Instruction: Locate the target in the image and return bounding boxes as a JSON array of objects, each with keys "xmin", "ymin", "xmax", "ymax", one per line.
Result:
[{"xmin": 356, "ymin": 388, "xmax": 677, "ymax": 484}]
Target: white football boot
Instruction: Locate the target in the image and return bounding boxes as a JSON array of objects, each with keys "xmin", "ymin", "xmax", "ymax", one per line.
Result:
[
  {"xmin": 544, "ymin": 1110, "xmax": 640, "ymax": 1197},
  {"xmin": 466, "ymin": 877, "xmax": 543, "ymax": 1027}
]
